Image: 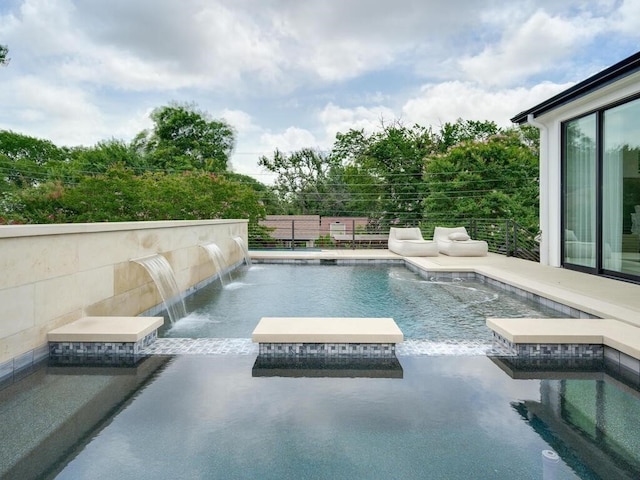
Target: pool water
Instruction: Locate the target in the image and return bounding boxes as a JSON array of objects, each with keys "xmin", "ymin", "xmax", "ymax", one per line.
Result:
[
  {"xmin": 163, "ymin": 264, "xmax": 564, "ymax": 341},
  {"xmin": 21, "ymin": 355, "xmax": 636, "ymax": 479}
]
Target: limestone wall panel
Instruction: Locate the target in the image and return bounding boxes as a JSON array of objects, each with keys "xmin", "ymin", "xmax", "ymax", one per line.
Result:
[
  {"xmin": 0, "ymin": 219, "xmax": 247, "ymax": 367},
  {"xmin": 0, "ymin": 285, "xmax": 35, "ymax": 337},
  {"xmin": 0, "ymin": 236, "xmax": 79, "ymax": 290}
]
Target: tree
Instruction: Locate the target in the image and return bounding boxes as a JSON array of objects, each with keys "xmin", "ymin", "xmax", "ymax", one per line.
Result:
[
  {"xmin": 0, "ymin": 44, "xmax": 8, "ymax": 66},
  {"xmin": 69, "ymin": 139, "xmax": 146, "ymax": 177},
  {"xmin": 3, "ymin": 164, "xmax": 266, "ymax": 224},
  {"xmin": 423, "ymin": 126, "xmax": 539, "ymax": 231},
  {"xmin": 134, "ymin": 103, "xmax": 235, "ymax": 173},
  {"xmin": 436, "ymin": 119, "xmax": 499, "ymax": 153},
  {"xmin": 0, "ymin": 130, "xmax": 68, "ymax": 189},
  {"xmin": 258, "ymin": 148, "xmax": 346, "ymax": 215},
  {"xmin": 333, "ymin": 123, "xmax": 435, "ymax": 227},
  {"xmin": 222, "ymin": 171, "xmax": 281, "ymax": 214}
]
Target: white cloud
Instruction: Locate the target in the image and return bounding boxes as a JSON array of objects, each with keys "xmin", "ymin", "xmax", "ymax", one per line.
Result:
[
  {"xmin": 459, "ymin": 10, "xmax": 605, "ymax": 86},
  {"xmin": 220, "ymin": 109, "xmax": 259, "ymax": 134},
  {"xmin": 259, "ymin": 127, "xmax": 319, "ymax": 154},
  {"xmin": 318, "ymin": 103, "xmax": 397, "ymax": 142},
  {"xmin": 0, "ymin": 75, "xmax": 104, "ymax": 144},
  {"xmin": 401, "ymin": 81, "xmax": 574, "ymax": 127},
  {"xmin": 612, "ymin": 0, "xmax": 640, "ymax": 36}
]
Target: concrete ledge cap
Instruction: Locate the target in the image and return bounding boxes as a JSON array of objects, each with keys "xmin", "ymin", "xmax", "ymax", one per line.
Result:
[
  {"xmin": 486, "ymin": 317, "xmax": 640, "ymax": 359},
  {"xmin": 48, "ymin": 316, "xmax": 164, "ymax": 342},
  {"xmin": 252, "ymin": 317, "xmax": 404, "ymax": 343}
]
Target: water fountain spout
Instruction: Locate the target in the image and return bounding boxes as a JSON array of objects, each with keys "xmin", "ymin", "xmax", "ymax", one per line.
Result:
[
  {"xmin": 232, "ymin": 236, "xmax": 252, "ymax": 267},
  {"xmin": 200, "ymin": 243, "xmax": 228, "ymax": 287},
  {"xmin": 132, "ymin": 254, "xmax": 187, "ymax": 324}
]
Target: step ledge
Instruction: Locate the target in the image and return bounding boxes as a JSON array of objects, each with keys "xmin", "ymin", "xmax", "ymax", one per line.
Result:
[
  {"xmin": 48, "ymin": 316, "xmax": 164, "ymax": 343},
  {"xmin": 487, "ymin": 318, "xmax": 640, "ymax": 360}
]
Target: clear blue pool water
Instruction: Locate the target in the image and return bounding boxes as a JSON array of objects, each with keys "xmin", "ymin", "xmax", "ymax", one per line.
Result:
[
  {"xmin": 35, "ymin": 355, "xmax": 637, "ymax": 479},
  {"xmin": 163, "ymin": 264, "xmax": 564, "ymax": 341}
]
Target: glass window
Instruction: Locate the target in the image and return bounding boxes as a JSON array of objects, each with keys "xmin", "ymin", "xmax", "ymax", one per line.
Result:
[
  {"xmin": 563, "ymin": 114, "xmax": 597, "ymax": 268},
  {"xmin": 603, "ymin": 98, "xmax": 640, "ymax": 276}
]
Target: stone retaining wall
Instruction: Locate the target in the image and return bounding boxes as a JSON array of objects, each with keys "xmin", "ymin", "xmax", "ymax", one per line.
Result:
[{"xmin": 0, "ymin": 220, "xmax": 247, "ymax": 373}]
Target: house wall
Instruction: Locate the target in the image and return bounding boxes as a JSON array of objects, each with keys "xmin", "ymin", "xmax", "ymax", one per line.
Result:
[
  {"xmin": 0, "ymin": 219, "xmax": 248, "ymax": 369},
  {"xmin": 319, "ymin": 217, "xmax": 369, "ymax": 236},
  {"xmin": 531, "ymin": 71, "xmax": 640, "ymax": 267},
  {"xmin": 260, "ymin": 215, "xmax": 320, "ymax": 241}
]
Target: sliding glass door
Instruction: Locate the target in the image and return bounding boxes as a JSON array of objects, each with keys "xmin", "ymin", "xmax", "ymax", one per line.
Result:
[
  {"xmin": 562, "ymin": 96, "xmax": 640, "ymax": 281},
  {"xmin": 563, "ymin": 114, "xmax": 597, "ymax": 269},
  {"xmin": 603, "ymin": 98, "xmax": 640, "ymax": 277}
]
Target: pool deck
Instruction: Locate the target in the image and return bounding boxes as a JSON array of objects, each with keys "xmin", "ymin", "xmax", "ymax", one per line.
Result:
[{"xmin": 249, "ymin": 249, "xmax": 640, "ymax": 328}]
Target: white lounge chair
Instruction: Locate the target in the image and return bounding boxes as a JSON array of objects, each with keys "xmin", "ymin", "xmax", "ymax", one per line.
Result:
[
  {"xmin": 433, "ymin": 226, "xmax": 488, "ymax": 257},
  {"xmin": 388, "ymin": 227, "xmax": 438, "ymax": 256}
]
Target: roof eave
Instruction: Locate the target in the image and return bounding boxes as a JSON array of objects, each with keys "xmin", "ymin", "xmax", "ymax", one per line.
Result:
[{"xmin": 511, "ymin": 51, "xmax": 640, "ymax": 125}]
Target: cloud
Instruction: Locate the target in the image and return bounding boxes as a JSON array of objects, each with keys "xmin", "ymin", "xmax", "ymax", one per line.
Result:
[
  {"xmin": 0, "ymin": 75, "xmax": 105, "ymax": 144},
  {"xmin": 221, "ymin": 109, "xmax": 259, "ymax": 134},
  {"xmin": 612, "ymin": 0, "xmax": 640, "ymax": 36},
  {"xmin": 259, "ymin": 127, "xmax": 319, "ymax": 154},
  {"xmin": 401, "ymin": 81, "xmax": 574, "ymax": 127},
  {"xmin": 459, "ymin": 10, "xmax": 606, "ymax": 86},
  {"xmin": 318, "ymin": 103, "xmax": 397, "ymax": 142}
]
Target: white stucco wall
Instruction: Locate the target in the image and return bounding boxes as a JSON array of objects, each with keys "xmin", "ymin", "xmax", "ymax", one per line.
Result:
[
  {"xmin": 529, "ymin": 71, "xmax": 640, "ymax": 267},
  {"xmin": 0, "ymin": 220, "xmax": 248, "ymax": 366}
]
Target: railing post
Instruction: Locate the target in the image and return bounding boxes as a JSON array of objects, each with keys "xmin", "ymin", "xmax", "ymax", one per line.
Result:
[
  {"xmin": 504, "ymin": 218, "xmax": 511, "ymax": 257},
  {"xmin": 291, "ymin": 220, "xmax": 295, "ymax": 251},
  {"xmin": 351, "ymin": 219, "xmax": 356, "ymax": 249}
]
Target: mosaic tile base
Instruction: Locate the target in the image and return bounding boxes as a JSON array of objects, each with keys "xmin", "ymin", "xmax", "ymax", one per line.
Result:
[
  {"xmin": 258, "ymin": 342, "xmax": 397, "ymax": 358},
  {"xmin": 492, "ymin": 332, "xmax": 604, "ymax": 358},
  {"xmin": 49, "ymin": 331, "xmax": 157, "ymax": 357}
]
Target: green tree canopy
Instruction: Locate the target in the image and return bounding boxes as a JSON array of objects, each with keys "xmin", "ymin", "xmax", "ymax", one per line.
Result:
[
  {"xmin": 423, "ymin": 126, "xmax": 540, "ymax": 231},
  {"xmin": 258, "ymin": 148, "xmax": 346, "ymax": 215},
  {"xmin": 69, "ymin": 139, "xmax": 146, "ymax": 177},
  {"xmin": 3, "ymin": 164, "xmax": 266, "ymax": 224},
  {"xmin": 333, "ymin": 123, "xmax": 435, "ymax": 227},
  {"xmin": 436, "ymin": 119, "xmax": 500, "ymax": 153},
  {"xmin": 0, "ymin": 130, "xmax": 69, "ymax": 189},
  {"xmin": 134, "ymin": 103, "xmax": 235, "ymax": 173}
]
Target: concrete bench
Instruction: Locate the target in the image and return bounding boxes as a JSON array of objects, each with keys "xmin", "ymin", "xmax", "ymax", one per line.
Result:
[
  {"xmin": 252, "ymin": 317, "xmax": 403, "ymax": 357},
  {"xmin": 487, "ymin": 317, "xmax": 640, "ymax": 373},
  {"xmin": 48, "ymin": 316, "xmax": 163, "ymax": 362}
]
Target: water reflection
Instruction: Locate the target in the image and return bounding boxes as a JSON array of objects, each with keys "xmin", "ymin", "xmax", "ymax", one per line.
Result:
[{"xmin": 493, "ymin": 357, "xmax": 640, "ymax": 479}]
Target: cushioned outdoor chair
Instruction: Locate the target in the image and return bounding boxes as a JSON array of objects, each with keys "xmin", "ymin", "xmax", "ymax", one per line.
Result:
[
  {"xmin": 433, "ymin": 226, "xmax": 488, "ymax": 257},
  {"xmin": 388, "ymin": 227, "xmax": 438, "ymax": 256}
]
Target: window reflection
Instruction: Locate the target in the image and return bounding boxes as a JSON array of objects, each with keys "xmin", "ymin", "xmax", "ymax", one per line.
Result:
[
  {"xmin": 603, "ymin": 98, "xmax": 640, "ymax": 276},
  {"xmin": 563, "ymin": 114, "xmax": 597, "ymax": 268}
]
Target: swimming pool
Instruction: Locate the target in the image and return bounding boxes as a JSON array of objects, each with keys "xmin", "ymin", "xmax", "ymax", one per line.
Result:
[
  {"xmin": 4, "ymin": 355, "xmax": 639, "ymax": 479},
  {"xmin": 2, "ymin": 260, "xmax": 639, "ymax": 479},
  {"xmin": 162, "ymin": 264, "xmax": 565, "ymax": 341}
]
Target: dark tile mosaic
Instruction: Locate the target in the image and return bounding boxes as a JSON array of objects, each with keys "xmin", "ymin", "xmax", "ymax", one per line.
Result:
[{"xmin": 258, "ymin": 342, "xmax": 397, "ymax": 358}]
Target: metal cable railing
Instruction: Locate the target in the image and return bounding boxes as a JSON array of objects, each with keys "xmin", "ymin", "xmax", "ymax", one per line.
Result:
[{"xmin": 248, "ymin": 216, "xmax": 540, "ymax": 261}]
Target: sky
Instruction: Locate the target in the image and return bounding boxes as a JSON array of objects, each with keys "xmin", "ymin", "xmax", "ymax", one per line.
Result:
[{"xmin": 0, "ymin": 0, "xmax": 639, "ymax": 183}]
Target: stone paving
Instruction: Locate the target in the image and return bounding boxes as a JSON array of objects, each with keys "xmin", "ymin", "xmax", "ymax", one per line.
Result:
[{"xmin": 140, "ymin": 337, "xmax": 515, "ymax": 356}]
